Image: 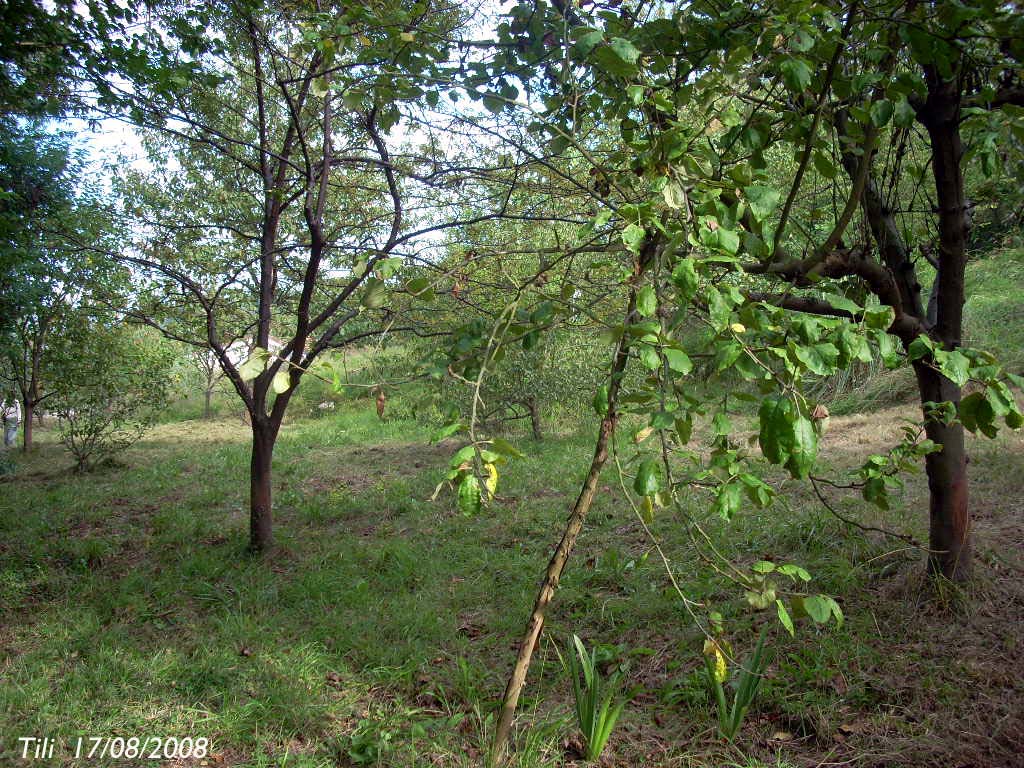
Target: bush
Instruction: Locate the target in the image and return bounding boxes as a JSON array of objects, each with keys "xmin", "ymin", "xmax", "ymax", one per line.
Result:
[{"xmin": 52, "ymin": 326, "xmax": 176, "ymax": 471}]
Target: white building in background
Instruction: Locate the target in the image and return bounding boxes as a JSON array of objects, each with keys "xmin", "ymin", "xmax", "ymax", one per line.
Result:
[{"xmin": 222, "ymin": 335, "xmax": 287, "ymax": 368}]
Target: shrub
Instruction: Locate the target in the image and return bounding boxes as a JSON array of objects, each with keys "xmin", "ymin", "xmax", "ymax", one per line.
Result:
[{"xmin": 53, "ymin": 326, "xmax": 176, "ymax": 471}]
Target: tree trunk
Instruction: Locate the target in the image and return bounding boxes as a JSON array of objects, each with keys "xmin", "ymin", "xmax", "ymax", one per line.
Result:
[
  {"xmin": 915, "ymin": 65, "xmax": 972, "ymax": 580},
  {"xmin": 913, "ymin": 363, "xmax": 971, "ymax": 580},
  {"xmin": 22, "ymin": 402, "xmax": 33, "ymax": 452},
  {"xmin": 490, "ymin": 238, "xmax": 654, "ymax": 765},
  {"xmin": 204, "ymin": 387, "xmax": 214, "ymax": 420},
  {"xmin": 526, "ymin": 396, "xmax": 542, "ymax": 441},
  {"xmin": 249, "ymin": 419, "xmax": 277, "ymax": 553},
  {"xmin": 490, "ymin": 414, "xmax": 617, "ymax": 765}
]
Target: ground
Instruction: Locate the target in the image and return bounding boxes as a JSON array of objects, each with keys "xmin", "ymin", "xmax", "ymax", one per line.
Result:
[{"xmin": 0, "ymin": 403, "xmax": 1022, "ymax": 768}]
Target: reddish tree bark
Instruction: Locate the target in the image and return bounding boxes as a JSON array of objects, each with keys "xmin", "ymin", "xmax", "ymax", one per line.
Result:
[
  {"xmin": 912, "ymin": 64, "xmax": 973, "ymax": 580},
  {"xmin": 248, "ymin": 418, "xmax": 278, "ymax": 552}
]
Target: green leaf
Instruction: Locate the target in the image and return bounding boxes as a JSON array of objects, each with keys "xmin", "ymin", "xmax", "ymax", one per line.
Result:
[
  {"xmin": 650, "ymin": 410, "xmax": 674, "ymax": 430},
  {"xmin": 893, "ymin": 97, "xmax": 916, "ymax": 127},
  {"xmin": 593, "ymin": 384, "xmax": 609, "ymax": 417},
  {"xmin": 375, "ymin": 257, "xmax": 403, "ymax": 279},
  {"xmin": 863, "ymin": 305, "xmax": 894, "ymax": 330},
  {"xmin": 711, "ymin": 411, "xmax": 732, "ymax": 436},
  {"xmin": 717, "ymin": 228, "xmax": 740, "ymax": 255},
  {"xmin": 431, "ymin": 422, "xmax": 463, "ymax": 443},
  {"xmin": 633, "ymin": 459, "xmax": 662, "ymax": 496},
  {"xmin": 714, "ymin": 341, "xmax": 743, "ymax": 372},
  {"xmin": 784, "ymin": 413, "xmax": 818, "ymax": 479},
  {"xmin": 779, "ymin": 57, "xmax": 813, "ymax": 92},
  {"xmin": 608, "ymin": 37, "xmax": 641, "ymax": 66},
  {"xmin": 573, "ymin": 28, "xmax": 604, "ymax": 56},
  {"xmin": 776, "ymin": 599, "xmax": 795, "ymax": 637},
  {"xmin": 819, "ymin": 292, "xmax": 861, "ymax": 314},
  {"xmin": 744, "ymin": 185, "xmax": 782, "ymax": 222},
  {"xmin": 343, "ymin": 89, "xmax": 365, "ymax": 110},
  {"xmin": 959, "ymin": 391, "xmax": 995, "ymax": 436},
  {"xmin": 825, "ymin": 595, "xmax": 844, "ymax": 628},
  {"xmin": 813, "ymin": 150, "xmax": 837, "ymax": 179},
  {"xmin": 672, "ymin": 260, "xmax": 698, "ymax": 300},
  {"xmin": 406, "ymin": 277, "xmax": 432, "ymax": 295},
  {"xmin": 907, "ymin": 335, "xmax": 934, "ymax": 361},
  {"xmin": 639, "ymin": 344, "xmax": 661, "ymax": 371},
  {"xmin": 862, "ymin": 476, "xmax": 889, "ymax": 510},
  {"xmin": 457, "ymin": 474, "xmax": 481, "ymax": 516},
  {"xmin": 794, "ymin": 342, "xmax": 839, "ymax": 375},
  {"xmin": 449, "ymin": 445, "xmax": 476, "ymax": 468},
  {"xmin": 361, "ymin": 278, "xmax": 387, "ymax": 308},
  {"xmin": 869, "ymin": 99, "xmax": 894, "ymax": 127},
  {"xmin": 490, "ymin": 437, "xmax": 525, "ymax": 458},
  {"xmin": 758, "ymin": 397, "xmax": 793, "ymax": 465},
  {"xmin": 874, "ymin": 330, "xmax": 901, "ymax": 368},
  {"xmin": 674, "ymin": 415, "xmax": 693, "ymax": 444},
  {"xmin": 637, "ymin": 285, "xmax": 657, "ymax": 317},
  {"xmin": 310, "ymin": 77, "xmax": 329, "ymax": 97},
  {"xmin": 777, "ymin": 564, "xmax": 812, "ymax": 581},
  {"xmin": 937, "ymin": 349, "xmax": 970, "ymax": 387},
  {"xmin": 663, "ymin": 348, "xmax": 693, "ymax": 375},
  {"xmin": 622, "ymin": 223, "xmax": 646, "ymax": 254},
  {"xmin": 1005, "ymin": 408, "xmax": 1023, "ymax": 429},
  {"xmin": 707, "ymin": 287, "xmax": 731, "ymax": 330},
  {"xmin": 802, "ymin": 595, "xmax": 831, "ymax": 623},
  {"xmin": 715, "ymin": 481, "xmax": 742, "ymax": 519},
  {"xmin": 547, "ymin": 134, "xmax": 571, "ymax": 154}
]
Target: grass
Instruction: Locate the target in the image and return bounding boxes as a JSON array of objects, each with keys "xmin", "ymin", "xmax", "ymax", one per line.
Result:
[
  {"xmin": 1, "ymin": 249, "xmax": 1022, "ymax": 767},
  {"xmin": 1, "ymin": 396, "xmax": 1022, "ymax": 767}
]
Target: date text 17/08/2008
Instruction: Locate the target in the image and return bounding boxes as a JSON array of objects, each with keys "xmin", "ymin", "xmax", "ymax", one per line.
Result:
[{"xmin": 17, "ymin": 736, "xmax": 211, "ymax": 760}]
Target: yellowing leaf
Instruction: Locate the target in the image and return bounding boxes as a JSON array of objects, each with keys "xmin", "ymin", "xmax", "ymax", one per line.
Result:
[
  {"xmin": 271, "ymin": 369, "xmax": 291, "ymax": 394},
  {"xmin": 484, "ymin": 463, "xmax": 498, "ymax": 498},
  {"xmin": 238, "ymin": 347, "xmax": 269, "ymax": 381}
]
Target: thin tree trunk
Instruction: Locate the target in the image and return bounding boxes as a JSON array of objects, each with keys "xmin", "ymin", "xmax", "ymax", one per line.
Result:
[
  {"xmin": 916, "ymin": 64, "xmax": 972, "ymax": 579},
  {"xmin": 22, "ymin": 402, "xmax": 33, "ymax": 452},
  {"xmin": 526, "ymin": 396, "xmax": 542, "ymax": 441},
  {"xmin": 489, "ymin": 415, "xmax": 617, "ymax": 765},
  {"xmin": 249, "ymin": 419, "xmax": 277, "ymax": 553},
  {"xmin": 490, "ymin": 241, "xmax": 653, "ymax": 765},
  {"xmin": 913, "ymin": 363, "xmax": 971, "ymax": 579},
  {"xmin": 204, "ymin": 388, "xmax": 214, "ymax": 420}
]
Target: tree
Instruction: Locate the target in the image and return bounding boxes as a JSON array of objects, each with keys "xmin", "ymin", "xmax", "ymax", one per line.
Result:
[
  {"xmin": 190, "ymin": 347, "xmax": 226, "ymax": 420},
  {"xmin": 80, "ymin": 0, "xmax": 533, "ymax": 552},
  {"xmin": 481, "ymin": 0, "xmax": 1023, "ymax": 576},
  {"xmin": 463, "ymin": 0, "xmax": 1023, "ymax": 757},
  {"xmin": 0, "ymin": 0, "xmax": 80, "ymax": 120},
  {"xmin": 0, "ymin": 132, "xmax": 120, "ymax": 450}
]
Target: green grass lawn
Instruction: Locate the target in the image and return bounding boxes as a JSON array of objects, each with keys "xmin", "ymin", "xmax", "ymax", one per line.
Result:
[{"xmin": 1, "ymin": 399, "xmax": 1022, "ymax": 767}]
